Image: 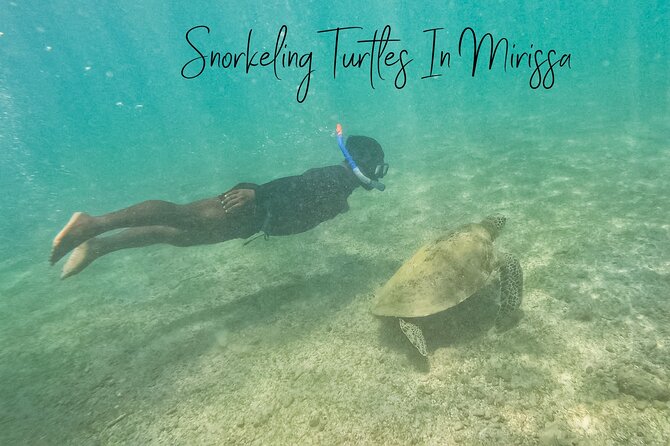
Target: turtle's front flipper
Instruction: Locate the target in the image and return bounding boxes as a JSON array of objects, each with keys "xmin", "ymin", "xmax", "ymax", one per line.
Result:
[
  {"xmin": 497, "ymin": 253, "xmax": 523, "ymax": 322},
  {"xmin": 399, "ymin": 318, "xmax": 428, "ymax": 356}
]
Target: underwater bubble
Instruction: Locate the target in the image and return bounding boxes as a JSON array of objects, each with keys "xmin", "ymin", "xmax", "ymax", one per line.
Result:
[
  {"xmin": 106, "ymin": 71, "xmax": 114, "ymax": 78},
  {"xmin": 45, "ymin": 46, "xmax": 52, "ymax": 52}
]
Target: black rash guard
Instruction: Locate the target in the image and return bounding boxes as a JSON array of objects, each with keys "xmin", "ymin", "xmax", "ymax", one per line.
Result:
[{"xmin": 236, "ymin": 165, "xmax": 360, "ymax": 236}]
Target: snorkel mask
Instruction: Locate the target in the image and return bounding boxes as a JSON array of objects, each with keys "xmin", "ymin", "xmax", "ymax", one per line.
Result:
[{"xmin": 336, "ymin": 124, "xmax": 387, "ymax": 191}]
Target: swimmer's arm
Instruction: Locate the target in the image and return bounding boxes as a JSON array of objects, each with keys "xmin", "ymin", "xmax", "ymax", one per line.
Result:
[
  {"xmin": 221, "ymin": 188, "xmax": 256, "ymax": 213},
  {"xmin": 219, "ymin": 182, "xmax": 259, "ymax": 213}
]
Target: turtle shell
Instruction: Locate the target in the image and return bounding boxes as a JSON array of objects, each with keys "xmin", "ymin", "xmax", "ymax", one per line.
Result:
[{"xmin": 372, "ymin": 223, "xmax": 496, "ymax": 318}]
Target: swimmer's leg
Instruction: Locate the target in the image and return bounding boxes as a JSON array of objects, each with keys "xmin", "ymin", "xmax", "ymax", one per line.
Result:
[
  {"xmin": 51, "ymin": 198, "xmax": 226, "ymax": 265},
  {"xmin": 60, "ymin": 224, "xmax": 225, "ymax": 279}
]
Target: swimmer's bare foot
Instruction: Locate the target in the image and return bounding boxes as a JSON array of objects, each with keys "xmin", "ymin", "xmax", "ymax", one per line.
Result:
[
  {"xmin": 61, "ymin": 239, "xmax": 101, "ymax": 279},
  {"xmin": 50, "ymin": 212, "xmax": 99, "ymax": 265}
]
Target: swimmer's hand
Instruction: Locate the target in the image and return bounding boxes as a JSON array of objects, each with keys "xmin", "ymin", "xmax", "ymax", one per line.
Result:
[{"xmin": 221, "ymin": 189, "xmax": 255, "ymax": 213}]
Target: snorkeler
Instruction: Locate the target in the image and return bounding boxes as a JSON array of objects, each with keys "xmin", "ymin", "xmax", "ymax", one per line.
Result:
[{"xmin": 50, "ymin": 127, "xmax": 388, "ymax": 279}]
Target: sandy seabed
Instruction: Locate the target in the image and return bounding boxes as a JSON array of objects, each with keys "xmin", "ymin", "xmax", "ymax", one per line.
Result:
[{"xmin": 1, "ymin": 119, "xmax": 669, "ymax": 445}]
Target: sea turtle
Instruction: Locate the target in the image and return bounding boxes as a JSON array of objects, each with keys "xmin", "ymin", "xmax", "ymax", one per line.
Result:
[{"xmin": 371, "ymin": 214, "xmax": 523, "ymax": 356}]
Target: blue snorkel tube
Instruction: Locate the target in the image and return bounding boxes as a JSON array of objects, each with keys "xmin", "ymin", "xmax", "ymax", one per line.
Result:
[{"xmin": 336, "ymin": 123, "xmax": 385, "ymax": 191}]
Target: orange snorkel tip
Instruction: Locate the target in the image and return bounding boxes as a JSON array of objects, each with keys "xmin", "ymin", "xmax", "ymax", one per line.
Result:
[{"xmin": 336, "ymin": 123, "xmax": 343, "ymax": 137}]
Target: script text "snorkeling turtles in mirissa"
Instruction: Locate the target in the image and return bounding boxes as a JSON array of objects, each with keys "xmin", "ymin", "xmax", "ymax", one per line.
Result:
[{"xmin": 181, "ymin": 25, "xmax": 572, "ymax": 103}]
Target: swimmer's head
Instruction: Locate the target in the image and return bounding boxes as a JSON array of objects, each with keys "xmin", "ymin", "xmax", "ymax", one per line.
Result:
[{"xmin": 345, "ymin": 136, "xmax": 388, "ymax": 188}]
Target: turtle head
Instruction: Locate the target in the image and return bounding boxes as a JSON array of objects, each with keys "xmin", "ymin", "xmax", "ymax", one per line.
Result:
[{"xmin": 481, "ymin": 214, "xmax": 507, "ymax": 239}]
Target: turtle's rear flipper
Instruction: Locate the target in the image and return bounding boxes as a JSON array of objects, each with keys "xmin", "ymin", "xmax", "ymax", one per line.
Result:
[
  {"xmin": 399, "ymin": 318, "xmax": 428, "ymax": 356},
  {"xmin": 496, "ymin": 253, "xmax": 523, "ymax": 326}
]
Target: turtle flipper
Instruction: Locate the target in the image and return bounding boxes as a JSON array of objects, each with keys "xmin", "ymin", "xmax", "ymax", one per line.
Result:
[
  {"xmin": 497, "ymin": 252, "xmax": 523, "ymax": 321},
  {"xmin": 399, "ymin": 318, "xmax": 428, "ymax": 356}
]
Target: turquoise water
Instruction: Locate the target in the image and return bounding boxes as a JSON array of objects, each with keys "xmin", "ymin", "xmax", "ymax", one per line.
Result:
[{"xmin": 1, "ymin": 1, "xmax": 669, "ymax": 444}]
